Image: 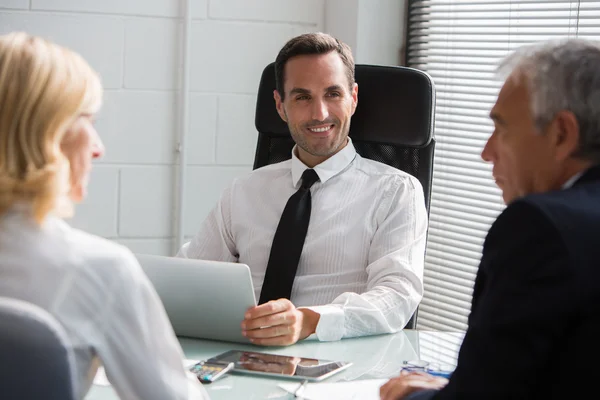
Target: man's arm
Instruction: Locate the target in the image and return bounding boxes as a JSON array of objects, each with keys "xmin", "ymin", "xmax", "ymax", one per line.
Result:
[
  {"xmin": 307, "ymin": 176, "xmax": 427, "ymax": 341},
  {"xmin": 95, "ymin": 250, "xmax": 209, "ymax": 399},
  {"xmin": 378, "ymin": 200, "xmax": 572, "ymax": 400},
  {"xmin": 431, "ymin": 200, "xmax": 571, "ymax": 399},
  {"xmin": 177, "ymin": 184, "xmax": 238, "ymax": 262}
]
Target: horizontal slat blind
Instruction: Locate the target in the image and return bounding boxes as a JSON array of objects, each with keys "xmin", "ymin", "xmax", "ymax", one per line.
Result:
[
  {"xmin": 418, "ymin": 331, "xmax": 465, "ymax": 367},
  {"xmin": 407, "ymin": 0, "xmax": 600, "ymax": 331}
]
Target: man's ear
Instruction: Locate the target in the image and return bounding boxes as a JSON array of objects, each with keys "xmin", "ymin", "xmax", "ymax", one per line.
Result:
[
  {"xmin": 273, "ymin": 90, "xmax": 287, "ymax": 122},
  {"xmin": 351, "ymin": 83, "xmax": 358, "ymax": 115},
  {"xmin": 552, "ymin": 110, "xmax": 580, "ymax": 161}
]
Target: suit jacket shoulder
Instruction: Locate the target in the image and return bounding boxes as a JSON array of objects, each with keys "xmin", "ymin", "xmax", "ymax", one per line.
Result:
[{"xmin": 434, "ymin": 168, "xmax": 600, "ymax": 399}]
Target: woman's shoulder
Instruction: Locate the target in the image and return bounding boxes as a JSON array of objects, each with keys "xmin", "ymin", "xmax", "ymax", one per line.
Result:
[{"xmin": 63, "ymin": 223, "xmax": 143, "ymax": 280}]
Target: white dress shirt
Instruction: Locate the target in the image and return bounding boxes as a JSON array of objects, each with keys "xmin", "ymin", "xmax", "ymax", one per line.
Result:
[
  {"xmin": 178, "ymin": 139, "xmax": 427, "ymax": 341},
  {"xmin": 0, "ymin": 205, "xmax": 209, "ymax": 400}
]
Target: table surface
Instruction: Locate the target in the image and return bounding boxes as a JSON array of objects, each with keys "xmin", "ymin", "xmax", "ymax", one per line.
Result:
[{"xmin": 86, "ymin": 329, "xmax": 465, "ymax": 400}]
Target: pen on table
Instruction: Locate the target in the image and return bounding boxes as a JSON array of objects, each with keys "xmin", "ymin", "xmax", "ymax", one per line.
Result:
[{"xmin": 293, "ymin": 379, "xmax": 309, "ymax": 398}]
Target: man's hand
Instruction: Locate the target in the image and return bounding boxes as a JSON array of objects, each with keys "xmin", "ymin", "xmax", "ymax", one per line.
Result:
[
  {"xmin": 241, "ymin": 299, "xmax": 320, "ymax": 346},
  {"xmin": 379, "ymin": 370, "xmax": 448, "ymax": 400}
]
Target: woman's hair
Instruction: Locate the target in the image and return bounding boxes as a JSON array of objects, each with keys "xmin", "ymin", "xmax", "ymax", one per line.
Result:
[{"xmin": 0, "ymin": 32, "xmax": 102, "ymax": 223}]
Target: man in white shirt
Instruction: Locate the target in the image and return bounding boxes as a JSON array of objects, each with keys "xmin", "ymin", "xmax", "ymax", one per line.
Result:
[{"xmin": 178, "ymin": 32, "xmax": 428, "ymax": 346}]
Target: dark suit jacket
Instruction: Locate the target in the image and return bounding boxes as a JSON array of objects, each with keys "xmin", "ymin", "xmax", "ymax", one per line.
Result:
[{"xmin": 411, "ymin": 165, "xmax": 600, "ymax": 400}]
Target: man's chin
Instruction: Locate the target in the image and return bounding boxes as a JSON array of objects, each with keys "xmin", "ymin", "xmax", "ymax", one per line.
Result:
[
  {"xmin": 502, "ymin": 191, "xmax": 520, "ymax": 205},
  {"xmin": 309, "ymin": 137, "xmax": 348, "ymax": 155}
]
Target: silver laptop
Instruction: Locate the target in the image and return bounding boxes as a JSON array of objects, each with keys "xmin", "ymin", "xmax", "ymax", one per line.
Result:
[{"xmin": 134, "ymin": 253, "xmax": 257, "ymax": 344}]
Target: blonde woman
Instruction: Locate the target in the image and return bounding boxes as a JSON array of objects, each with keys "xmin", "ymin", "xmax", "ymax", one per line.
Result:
[{"xmin": 0, "ymin": 33, "xmax": 209, "ymax": 400}]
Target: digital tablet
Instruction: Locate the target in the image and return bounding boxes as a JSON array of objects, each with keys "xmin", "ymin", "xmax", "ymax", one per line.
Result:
[{"xmin": 207, "ymin": 350, "xmax": 352, "ymax": 381}]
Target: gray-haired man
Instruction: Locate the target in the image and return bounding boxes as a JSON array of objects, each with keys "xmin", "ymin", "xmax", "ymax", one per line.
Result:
[{"xmin": 381, "ymin": 38, "xmax": 600, "ymax": 400}]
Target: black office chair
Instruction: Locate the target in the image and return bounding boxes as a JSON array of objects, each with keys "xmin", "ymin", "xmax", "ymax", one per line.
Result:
[{"xmin": 253, "ymin": 62, "xmax": 436, "ymax": 329}]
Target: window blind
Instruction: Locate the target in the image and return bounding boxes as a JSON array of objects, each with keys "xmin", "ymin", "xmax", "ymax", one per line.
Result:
[
  {"xmin": 406, "ymin": 0, "xmax": 600, "ymax": 331},
  {"xmin": 418, "ymin": 331, "xmax": 465, "ymax": 368}
]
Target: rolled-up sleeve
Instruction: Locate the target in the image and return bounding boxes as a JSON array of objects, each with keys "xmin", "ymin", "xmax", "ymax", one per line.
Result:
[{"xmin": 305, "ymin": 176, "xmax": 427, "ymax": 341}]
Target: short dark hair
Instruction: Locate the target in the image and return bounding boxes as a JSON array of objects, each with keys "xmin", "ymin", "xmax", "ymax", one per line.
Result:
[{"xmin": 274, "ymin": 32, "xmax": 355, "ymax": 100}]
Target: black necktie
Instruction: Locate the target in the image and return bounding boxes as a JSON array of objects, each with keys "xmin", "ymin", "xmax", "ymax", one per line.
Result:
[{"xmin": 259, "ymin": 169, "xmax": 320, "ymax": 304}]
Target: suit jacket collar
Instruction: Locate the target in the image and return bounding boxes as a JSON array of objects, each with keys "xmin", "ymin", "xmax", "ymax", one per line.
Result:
[{"xmin": 574, "ymin": 164, "xmax": 600, "ymax": 186}]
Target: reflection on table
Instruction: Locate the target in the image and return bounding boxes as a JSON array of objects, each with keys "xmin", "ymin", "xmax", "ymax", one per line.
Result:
[{"xmin": 86, "ymin": 329, "xmax": 465, "ymax": 400}]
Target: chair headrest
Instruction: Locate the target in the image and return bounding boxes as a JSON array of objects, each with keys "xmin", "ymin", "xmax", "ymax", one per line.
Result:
[{"xmin": 255, "ymin": 62, "xmax": 435, "ymax": 147}]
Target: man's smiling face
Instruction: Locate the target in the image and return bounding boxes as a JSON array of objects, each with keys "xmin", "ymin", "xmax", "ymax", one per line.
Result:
[{"xmin": 274, "ymin": 51, "xmax": 358, "ymax": 167}]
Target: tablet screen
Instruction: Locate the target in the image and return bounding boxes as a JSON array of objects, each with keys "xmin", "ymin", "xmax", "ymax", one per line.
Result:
[{"xmin": 207, "ymin": 350, "xmax": 352, "ymax": 381}]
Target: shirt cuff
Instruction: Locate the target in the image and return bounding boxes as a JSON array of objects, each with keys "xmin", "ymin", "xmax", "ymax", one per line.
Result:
[{"xmin": 300, "ymin": 305, "xmax": 345, "ymax": 342}]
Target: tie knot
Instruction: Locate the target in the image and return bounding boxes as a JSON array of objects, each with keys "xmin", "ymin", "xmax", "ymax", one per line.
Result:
[{"xmin": 300, "ymin": 169, "xmax": 319, "ymax": 189}]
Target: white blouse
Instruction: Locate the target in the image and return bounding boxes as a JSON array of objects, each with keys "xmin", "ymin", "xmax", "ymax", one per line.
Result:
[{"xmin": 0, "ymin": 206, "xmax": 209, "ymax": 400}]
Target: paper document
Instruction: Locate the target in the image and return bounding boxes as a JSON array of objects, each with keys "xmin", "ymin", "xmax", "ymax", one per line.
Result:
[
  {"xmin": 278, "ymin": 379, "xmax": 387, "ymax": 400},
  {"xmin": 93, "ymin": 359, "xmax": 199, "ymax": 386}
]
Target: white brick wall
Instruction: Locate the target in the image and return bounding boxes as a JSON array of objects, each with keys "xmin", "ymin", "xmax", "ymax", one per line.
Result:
[{"xmin": 0, "ymin": 0, "xmax": 324, "ymax": 255}]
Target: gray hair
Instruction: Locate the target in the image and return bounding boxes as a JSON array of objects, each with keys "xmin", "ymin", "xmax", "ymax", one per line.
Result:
[{"xmin": 497, "ymin": 38, "xmax": 600, "ymax": 162}]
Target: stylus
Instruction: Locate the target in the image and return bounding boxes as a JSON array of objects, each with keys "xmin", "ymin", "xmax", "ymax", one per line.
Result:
[{"xmin": 293, "ymin": 379, "xmax": 309, "ymax": 398}]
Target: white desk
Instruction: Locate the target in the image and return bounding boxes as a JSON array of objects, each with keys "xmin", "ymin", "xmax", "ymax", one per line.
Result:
[{"xmin": 86, "ymin": 330, "xmax": 464, "ymax": 400}]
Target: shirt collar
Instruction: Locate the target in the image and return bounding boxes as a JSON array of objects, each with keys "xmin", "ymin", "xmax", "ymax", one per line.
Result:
[
  {"xmin": 562, "ymin": 171, "xmax": 586, "ymax": 189},
  {"xmin": 291, "ymin": 137, "xmax": 357, "ymax": 187}
]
